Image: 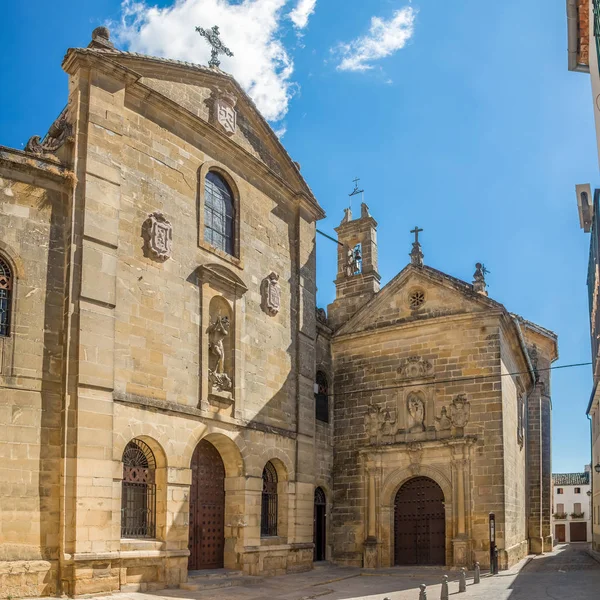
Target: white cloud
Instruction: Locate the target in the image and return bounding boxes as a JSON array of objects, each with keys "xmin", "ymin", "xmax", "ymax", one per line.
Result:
[
  {"xmin": 114, "ymin": 0, "xmax": 297, "ymax": 122},
  {"xmin": 334, "ymin": 6, "xmax": 416, "ymax": 72},
  {"xmin": 289, "ymin": 0, "xmax": 317, "ymax": 30}
]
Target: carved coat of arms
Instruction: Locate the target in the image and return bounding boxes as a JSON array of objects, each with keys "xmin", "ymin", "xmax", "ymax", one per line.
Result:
[
  {"xmin": 214, "ymin": 90, "xmax": 237, "ymax": 136},
  {"xmin": 450, "ymin": 394, "xmax": 470, "ymax": 429},
  {"xmin": 262, "ymin": 272, "xmax": 281, "ymax": 316},
  {"xmin": 142, "ymin": 212, "xmax": 172, "ymax": 261}
]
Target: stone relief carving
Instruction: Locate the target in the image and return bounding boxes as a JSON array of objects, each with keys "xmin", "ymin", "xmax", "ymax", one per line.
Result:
[
  {"xmin": 364, "ymin": 403, "xmax": 396, "ymax": 445},
  {"xmin": 398, "ymin": 356, "xmax": 434, "ymax": 380},
  {"xmin": 213, "ymin": 89, "xmax": 237, "ymax": 136},
  {"xmin": 407, "ymin": 442, "xmax": 423, "ymax": 475},
  {"xmin": 25, "ymin": 112, "xmax": 73, "ymax": 156},
  {"xmin": 449, "ymin": 394, "xmax": 470, "ymax": 429},
  {"xmin": 207, "ymin": 315, "xmax": 233, "ymax": 393},
  {"xmin": 261, "ymin": 271, "xmax": 281, "ymax": 316},
  {"xmin": 315, "ymin": 307, "xmax": 328, "ymax": 325},
  {"xmin": 407, "ymin": 392, "xmax": 425, "ymax": 433},
  {"xmin": 435, "ymin": 406, "xmax": 452, "ymax": 432},
  {"xmin": 142, "ymin": 212, "xmax": 173, "ymax": 261}
]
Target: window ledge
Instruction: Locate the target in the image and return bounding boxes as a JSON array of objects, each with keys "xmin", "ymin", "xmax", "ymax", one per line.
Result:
[
  {"xmin": 120, "ymin": 538, "xmax": 164, "ymax": 552},
  {"xmin": 259, "ymin": 536, "xmax": 287, "ymax": 547},
  {"xmin": 199, "ymin": 240, "xmax": 243, "ymax": 270}
]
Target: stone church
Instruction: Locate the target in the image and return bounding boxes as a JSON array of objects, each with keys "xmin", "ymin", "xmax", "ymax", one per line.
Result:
[{"xmin": 0, "ymin": 27, "xmax": 556, "ymax": 598}]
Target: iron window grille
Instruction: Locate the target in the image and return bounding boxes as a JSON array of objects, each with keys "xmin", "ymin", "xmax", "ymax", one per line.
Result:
[
  {"xmin": 261, "ymin": 461, "xmax": 278, "ymax": 537},
  {"xmin": 204, "ymin": 171, "xmax": 235, "ymax": 256},
  {"xmin": 121, "ymin": 439, "xmax": 156, "ymax": 538},
  {"xmin": 314, "ymin": 487, "xmax": 326, "ymax": 506},
  {"xmin": 0, "ymin": 256, "xmax": 12, "ymax": 337},
  {"xmin": 315, "ymin": 371, "xmax": 329, "ymax": 423}
]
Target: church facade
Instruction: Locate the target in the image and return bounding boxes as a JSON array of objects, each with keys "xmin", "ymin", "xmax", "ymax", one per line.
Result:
[{"xmin": 0, "ymin": 28, "xmax": 555, "ymax": 598}]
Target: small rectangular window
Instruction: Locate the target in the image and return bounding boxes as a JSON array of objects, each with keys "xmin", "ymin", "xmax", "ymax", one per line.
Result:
[
  {"xmin": 575, "ymin": 487, "xmax": 581, "ymax": 494},
  {"xmin": 557, "ymin": 488, "xmax": 563, "ymax": 494},
  {"xmin": 557, "ymin": 503, "xmax": 564, "ymax": 513},
  {"xmin": 574, "ymin": 503, "xmax": 582, "ymax": 514}
]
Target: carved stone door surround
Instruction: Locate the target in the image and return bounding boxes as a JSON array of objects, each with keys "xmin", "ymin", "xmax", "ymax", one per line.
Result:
[{"xmin": 197, "ymin": 263, "xmax": 247, "ymax": 418}]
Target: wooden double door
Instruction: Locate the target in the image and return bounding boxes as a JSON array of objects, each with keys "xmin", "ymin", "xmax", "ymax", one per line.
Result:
[
  {"xmin": 394, "ymin": 477, "xmax": 446, "ymax": 565},
  {"xmin": 188, "ymin": 440, "xmax": 225, "ymax": 570}
]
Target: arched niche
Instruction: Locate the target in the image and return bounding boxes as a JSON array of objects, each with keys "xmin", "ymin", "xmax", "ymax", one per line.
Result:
[{"xmin": 197, "ymin": 264, "xmax": 247, "ymax": 418}]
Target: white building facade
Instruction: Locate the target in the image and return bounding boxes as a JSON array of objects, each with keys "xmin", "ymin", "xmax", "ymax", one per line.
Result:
[{"xmin": 552, "ymin": 469, "xmax": 592, "ymax": 543}]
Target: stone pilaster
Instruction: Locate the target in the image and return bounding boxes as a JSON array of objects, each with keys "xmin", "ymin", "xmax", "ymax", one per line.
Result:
[{"xmin": 527, "ymin": 382, "xmax": 544, "ymax": 554}]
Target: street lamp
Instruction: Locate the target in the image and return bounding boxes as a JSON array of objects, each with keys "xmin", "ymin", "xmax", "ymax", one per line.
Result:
[{"xmin": 595, "ymin": 463, "xmax": 600, "ymax": 474}]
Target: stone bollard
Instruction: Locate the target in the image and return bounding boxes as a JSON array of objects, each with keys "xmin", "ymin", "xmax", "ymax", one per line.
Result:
[
  {"xmin": 419, "ymin": 583, "xmax": 427, "ymax": 600},
  {"xmin": 440, "ymin": 575, "xmax": 449, "ymax": 600},
  {"xmin": 474, "ymin": 562, "xmax": 480, "ymax": 584},
  {"xmin": 459, "ymin": 567, "xmax": 467, "ymax": 593}
]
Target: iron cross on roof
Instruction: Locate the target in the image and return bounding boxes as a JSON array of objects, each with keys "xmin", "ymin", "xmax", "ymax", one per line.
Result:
[
  {"xmin": 195, "ymin": 25, "xmax": 234, "ymax": 69},
  {"xmin": 411, "ymin": 226, "xmax": 423, "ymax": 244}
]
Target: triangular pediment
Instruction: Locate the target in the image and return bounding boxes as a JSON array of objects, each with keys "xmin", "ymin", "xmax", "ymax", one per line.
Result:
[
  {"xmin": 335, "ymin": 265, "xmax": 505, "ymax": 337},
  {"xmin": 63, "ymin": 47, "xmax": 322, "ymax": 216}
]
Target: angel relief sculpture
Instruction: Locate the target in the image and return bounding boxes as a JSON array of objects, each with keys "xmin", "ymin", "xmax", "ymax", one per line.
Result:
[{"xmin": 207, "ymin": 315, "xmax": 233, "ymax": 393}]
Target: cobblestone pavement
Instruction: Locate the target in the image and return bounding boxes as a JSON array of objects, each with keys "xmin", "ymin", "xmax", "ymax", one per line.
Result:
[{"xmin": 65, "ymin": 544, "xmax": 600, "ymax": 600}]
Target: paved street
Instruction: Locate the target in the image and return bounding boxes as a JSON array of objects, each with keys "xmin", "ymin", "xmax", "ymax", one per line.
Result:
[{"xmin": 66, "ymin": 544, "xmax": 599, "ymax": 600}]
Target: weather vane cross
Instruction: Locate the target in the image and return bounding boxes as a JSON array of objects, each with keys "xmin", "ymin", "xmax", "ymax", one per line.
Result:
[
  {"xmin": 195, "ymin": 25, "xmax": 233, "ymax": 69},
  {"xmin": 411, "ymin": 226, "xmax": 423, "ymax": 244}
]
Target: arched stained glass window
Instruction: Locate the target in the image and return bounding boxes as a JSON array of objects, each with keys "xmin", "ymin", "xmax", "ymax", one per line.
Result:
[
  {"xmin": 0, "ymin": 256, "xmax": 13, "ymax": 337},
  {"xmin": 204, "ymin": 171, "xmax": 235, "ymax": 255},
  {"xmin": 121, "ymin": 439, "xmax": 156, "ymax": 538},
  {"xmin": 261, "ymin": 461, "xmax": 278, "ymax": 537},
  {"xmin": 315, "ymin": 371, "xmax": 329, "ymax": 423}
]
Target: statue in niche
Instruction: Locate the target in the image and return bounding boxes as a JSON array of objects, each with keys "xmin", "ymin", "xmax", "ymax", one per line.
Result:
[
  {"xmin": 435, "ymin": 406, "xmax": 452, "ymax": 432},
  {"xmin": 207, "ymin": 315, "xmax": 232, "ymax": 393},
  {"xmin": 407, "ymin": 392, "xmax": 425, "ymax": 433},
  {"xmin": 261, "ymin": 271, "xmax": 281, "ymax": 316},
  {"xmin": 381, "ymin": 408, "xmax": 395, "ymax": 438},
  {"xmin": 450, "ymin": 394, "xmax": 470, "ymax": 429}
]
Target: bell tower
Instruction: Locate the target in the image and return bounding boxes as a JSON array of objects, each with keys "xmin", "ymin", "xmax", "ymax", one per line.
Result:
[{"xmin": 327, "ymin": 202, "xmax": 380, "ymax": 329}]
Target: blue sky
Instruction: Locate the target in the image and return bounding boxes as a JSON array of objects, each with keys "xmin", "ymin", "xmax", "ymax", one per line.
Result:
[{"xmin": 2, "ymin": 0, "xmax": 597, "ymax": 472}]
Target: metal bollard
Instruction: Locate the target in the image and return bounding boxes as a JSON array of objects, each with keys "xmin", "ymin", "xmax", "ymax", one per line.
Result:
[
  {"xmin": 419, "ymin": 583, "xmax": 427, "ymax": 600},
  {"xmin": 440, "ymin": 575, "xmax": 449, "ymax": 600},
  {"xmin": 458, "ymin": 567, "xmax": 466, "ymax": 593},
  {"xmin": 474, "ymin": 561, "xmax": 480, "ymax": 584}
]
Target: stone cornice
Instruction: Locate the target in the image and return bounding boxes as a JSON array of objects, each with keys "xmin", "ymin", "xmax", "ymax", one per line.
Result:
[
  {"xmin": 358, "ymin": 435, "xmax": 478, "ymax": 455},
  {"xmin": 0, "ymin": 145, "xmax": 73, "ymax": 191}
]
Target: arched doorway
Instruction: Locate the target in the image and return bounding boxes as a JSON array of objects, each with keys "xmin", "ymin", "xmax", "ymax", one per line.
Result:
[
  {"xmin": 188, "ymin": 439, "xmax": 225, "ymax": 570},
  {"xmin": 394, "ymin": 476, "xmax": 445, "ymax": 565},
  {"xmin": 313, "ymin": 487, "xmax": 326, "ymax": 561}
]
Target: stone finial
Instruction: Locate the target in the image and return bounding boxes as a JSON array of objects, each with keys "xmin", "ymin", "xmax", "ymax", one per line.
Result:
[
  {"xmin": 90, "ymin": 26, "xmax": 115, "ymax": 49},
  {"xmin": 360, "ymin": 202, "xmax": 370, "ymax": 218},
  {"xmin": 341, "ymin": 207, "xmax": 352, "ymax": 224},
  {"xmin": 474, "ymin": 562, "xmax": 480, "ymax": 584},
  {"xmin": 473, "ymin": 262, "xmax": 488, "ymax": 295},
  {"xmin": 458, "ymin": 567, "xmax": 466, "ymax": 593},
  {"xmin": 441, "ymin": 575, "xmax": 449, "ymax": 600},
  {"xmin": 410, "ymin": 226, "xmax": 424, "ymax": 267},
  {"xmin": 419, "ymin": 583, "xmax": 427, "ymax": 600}
]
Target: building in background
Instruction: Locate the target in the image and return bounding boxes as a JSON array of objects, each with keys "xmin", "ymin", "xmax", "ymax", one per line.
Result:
[
  {"xmin": 567, "ymin": 0, "xmax": 600, "ymax": 551},
  {"xmin": 552, "ymin": 468, "xmax": 592, "ymax": 543}
]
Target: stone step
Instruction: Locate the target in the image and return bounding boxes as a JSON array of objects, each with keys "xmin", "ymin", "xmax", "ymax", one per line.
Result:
[
  {"xmin": 181, "ymin": 573, "xmax": 263, "ymax": 591},
  {"xmin": 187, "ymin": 568, "xmax": 243, "ymax": 579}
]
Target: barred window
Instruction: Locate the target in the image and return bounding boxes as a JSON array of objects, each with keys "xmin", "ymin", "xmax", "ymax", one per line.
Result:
[
  {"xmin": 315, "ymin": 371, "xmax": 329, "ymax": 423},
  {"xmin": 0, "ymin": 256, "xmax": 12, "ymax": 337},
  {"xmin": 204, "ymin": 171, "xmax": 235, "ymax": 255},
  {"xmin": 121, "ymin": 439, "xmax": 156, "ymax": 538},
  {"xmin": 261, "ymin": 461, "xmax": 278, "ymax": 537}
]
